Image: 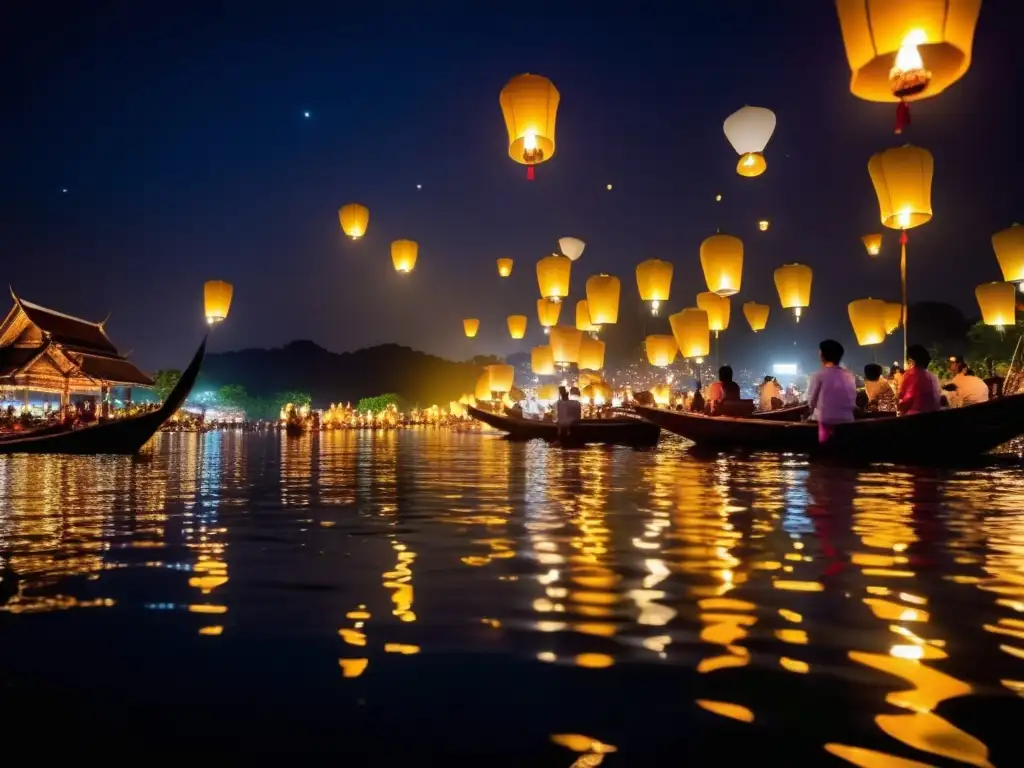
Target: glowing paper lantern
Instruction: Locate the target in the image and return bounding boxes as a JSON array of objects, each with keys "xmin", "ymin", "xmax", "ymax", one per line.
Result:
[
  {"xmin": 868, "ymin": 146, "xmax": 934, "ymax": 230},
  {"xmin": 848, "ymin": 298, "xmax": 888, "ymax": 346},
  {"xmin": 536, "ymin": 254, "xmax": 572, "ymax": 302},
  {"xmin": 575, "ymin": 300, "xmax": 599, "ymax": 332},
  {"xmin": 742, "ymin": 301, "xmax": 769, "ymax": 332},
  {"xmin": 463, "ymin": 318, "xmax": 480, "ymax": 338},
  {"xmin": 883, "ymin": 301, "xmax": 902, "ymax": 334},
  {"xmin": 585, "ymin": 274, "xmax": 620, "ymax": 325},
  {"xmin": 531, "ymin": 345, "xmax": 556, "ymax": 376},
  {"xmin": 636, "ymin": 258, "xmax": 673, "ymax": 315},
  {"xmin": 862, "ymin": 233, "xmax": 883, "ymax": 256},
  {"xmin": 204, "ymin": 280, "xmax": 233, "ymax": 325},
  {"xmin": 651, "ymin": 385, "xmax": 672, "ymax": 407},
  {"xmin": 774, "ymin": 263, "xmax": 813, "ymax": 320},
  {"xmin": 582, "ymin": 381, "xmax": 612, "ymax": 405},
  {"xmin": 645, "ymin": 335, "xmax": 678, "ymax": 367},
  {"xmin": 486, "ymin": 364, "xmax": 515, "ymax": 394},
  {"xmin": 499, "ymin": 73, "xmax": 560, "ymax": 180},
  {"xmin": 391, "ymin": 240, "xmax": 418, "ymax": 273},
  {"xmin": 992, "ymin": 224, "xmax": 1024, "ymax": 287},
  {"xmin": 835, "ymin": 0, "xmax": 980, "ymax": 131},
  {"xmin": 507, "ymin": 314, "xmax": 528, "ymax": 339},
  {"xmin": 723, "ymin": 106, "xmax": 776, "ymax": 177},
  {"xmin": 669, "ymin": 308, "xmax": 710, "ymax": 359},
  {"xmin": 696, "ymin": 292, "xmax": 731, "ymax": 333},
  {"xmin": 758, "ymin": 220, "xmax": 770, "ymax": 232},
  {"xmin": 700, "ymin": 234, "xmax": 744, "ymax": 296},
  {"xmin": 975, "ymin": 282, "xmax": 1016, "ymax": 328},
  {"xmin": 578, "ymin": 336, "xmax": 606, "ymax": 371},
  {"xmin": 497, "ymin": 258, "xmax": 514, "ymax": 278},
  {"xmin": 537, "ymin": 298, "xmax": 561, "ymax": 331},
  {"xmin": 537, "ymin": 384, "xmax": 559, "ymax": 401},
  {"xmin": 559, "ymin": 237, "xmax": 585, "ymax": 261},
  {"xmin": 338, "ymin": 203, "xmax": 370, "ymax": 239},
  {"xmin": 474, "ymin": 372, "xmax": 492, "ymax": 401},
  {"xmin": 549, "ymin": 325, "xmax": 583, "ymax": 364}
]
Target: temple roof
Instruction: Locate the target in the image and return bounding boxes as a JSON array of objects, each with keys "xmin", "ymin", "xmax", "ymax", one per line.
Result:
[
  {"xmin": 15, "ymin": 296, "xmax": 118, "ymax": 355},
  {"xmin": 77, "ymin": 353, "xmax": 153, "ymax": 386}
]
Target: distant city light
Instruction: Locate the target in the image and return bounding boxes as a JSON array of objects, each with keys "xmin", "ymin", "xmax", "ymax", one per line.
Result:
[{"xmin": 773, "ymin": 363, "xmax": 798, "ymax": 375}]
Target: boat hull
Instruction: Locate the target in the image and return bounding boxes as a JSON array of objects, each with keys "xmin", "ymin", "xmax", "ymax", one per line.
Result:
[
  {"xmin": 467, "ymin": 405, "xmax": 660, "ymax": 447},
  {"xmin": 750, "ymin": 404, "xmax": 809, "ymax": 421}
]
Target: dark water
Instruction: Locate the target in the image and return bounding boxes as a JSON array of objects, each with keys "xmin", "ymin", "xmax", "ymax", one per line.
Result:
[{"xmin": 1, "ymin": 430, "xmax": 1022, "ymax": 764}]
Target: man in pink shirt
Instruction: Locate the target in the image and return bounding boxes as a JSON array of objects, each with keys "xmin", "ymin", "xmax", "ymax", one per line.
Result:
[
  {"xmin": 898, "ymin": 344, "xmax": 942, "ymax": 415},
  {"xmin": 807, "ymin": 339, "xmax": 857, "ymax": 444}
]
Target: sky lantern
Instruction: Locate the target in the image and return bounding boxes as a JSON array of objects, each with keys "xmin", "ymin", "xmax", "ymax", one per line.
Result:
[
  {"xmin": 645, "ymin": 335, "xmax": 678, "ymax": 367},
  {"xmin": 537, "ymin": 383, "xmax": 559, "ymax": 401},
  {"xmin": 992, "ymin": 224, "xmax": 1024, "ymax": 289},
  {"xmin": 578, "ymin": 336, "xmax": 606, "ymax": 371},
  {"xmin": 585, "ymin": 274, "xmax": 620, "ymax": 325},
  {"xmin": 722, "ymin": 106, "xmax": 776, "ymax": 178},
  {"xmin": 575, "ymin": 300, "xmax": 599, "ymax": 333},
  {"xmin": 531, "ymin": 345, "xmax": 556, "ymax": 375},
  {"xmin": 883, "ymin": 301, "xmax": 902, "ymax": 335},
  {"xmin": 835, "ymin": 0, "xmax": 981, "ymax": 133},
  {"xmin": 391, "ymin": 240, "xmax": 418, "ymax": 273},
  {"xmin": 507, "ymin": 314, "xmax": 528, "ymax": 339},
  {"xmin": 499, "ymin": 73, "xmax": 560, "ymax": 181},
  {"xmin": 861, "ymin": 233, "xmax": 883, "ymax": 256},
  {"xmin": 486, "ymin": 364, "xmax": 515, "ymax": 394},
  {"xmin": 204, "ymin": 280, "xmax": 233, "ymax": 326},
  {"xmin": 848, "ymin": 298, "xmax": 888, "ymax": 346},
  {"xmin": 975, "ymin": 282, "xmax": 1016, "ymax": 330},
  {"xmin": 549, "ymin": 326, "xmax": 583, "ymax": 365},
  {"xmin": 338, "ymin": 203, "xmax": 369, "ymax": 239},
  {"xmin": 474, "ymin": 372, "xmax": 492, "ymax": 401},
  {"xmin": 696, "ymin": 292, "xmax": 731, "ymax": 334},
  {"xmin": 742, "ymin": 301, "xmax": 769, "ymax": 332},
  {"xmin": 463, "ymin": 318, "xmax": 480, "ymax": 338},
  {"xmin": 774, "ymin": 263, "xmax": 813, "ymax": 321},
  {"xmin": 700, "ymin": 234, "xmax": 743, "ymax": 296},
  {"xmin": 868, "ymin": 144, "xmax": 934, "ymax": 363},
  {"xmin": 758, "ymin": 220, "xmax": 770, "ymax": 232},
  {"xmin": 497, "ymin": 258, "xmax": 514, "ymax": 278},
  {"xmin": 669, "ymin": 308, "xmax": 710, "ymax": 360},
  {"xmin": 537, "ymin": 298, "xmax": 562, "ymax": 333},
  {"xmin": 636, "ymin": 258, "xmax": 673, "ymax": 316},
  {"xmin": 559, "ymin": 237, "xmax": 585, "ymax": 261},
  {"xmin": 536, "ymin": 254, "xmax": 572, "ymax": 302}
]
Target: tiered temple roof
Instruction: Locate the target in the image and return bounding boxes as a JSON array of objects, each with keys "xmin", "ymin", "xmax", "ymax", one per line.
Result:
[{"xmin": 0, "ymin": 290, "xmax": 153, "ymax": 393}]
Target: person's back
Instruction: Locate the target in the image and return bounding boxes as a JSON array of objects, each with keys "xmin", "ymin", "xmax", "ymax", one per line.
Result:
[
  {"xmin": 808, "ymin": 339, "xmax": 857, "ymax": 443},
  {"xmin": 555, "ymin": 388, "xmax": 581, "ymax": 426},
  {"xmin": 711, "ymin": 366, "xmax": 739, "ymax": 413},
  {"xmin": 949, "ymin": 370, "xmax": 989, "ymax": 406},
  {"xmin": 898, "ymin": 346, "xmax": 942, "ymax": 415}
]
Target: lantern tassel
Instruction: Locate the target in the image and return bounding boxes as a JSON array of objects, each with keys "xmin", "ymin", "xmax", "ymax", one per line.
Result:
[
  {"xmin": 895, "ymin": 100, "xmax": 911, "ymax": 135},
  {"xmin": 527, "ymin": 166, "xmax": 534, "ymax": 181}
]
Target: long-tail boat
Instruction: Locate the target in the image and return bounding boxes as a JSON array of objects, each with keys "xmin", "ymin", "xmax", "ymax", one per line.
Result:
[
  {"xmin": 467, "ymin": 405, "xmax": 660, "ymax": 447},
  {"xmin": 0, "ymin": 337, "xmax": 206, "ymax": 455},
  {"xmin": 632, "ymin": 395, "xmax": 1024, "ymax": 462}
]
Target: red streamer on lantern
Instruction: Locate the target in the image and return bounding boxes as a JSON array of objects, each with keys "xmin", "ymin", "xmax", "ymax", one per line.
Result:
[
  {"xmin": 894, "ymin": 101, "xmax": 911, "ymax": 135},
  {"xmin": 527, "ymin": 166, "xmax": 534, "ymax": 181}
]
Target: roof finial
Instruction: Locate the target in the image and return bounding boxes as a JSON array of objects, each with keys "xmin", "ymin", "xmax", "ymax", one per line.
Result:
[{"xmin": 99, "ymin": 311, "xmax": 111, "ymax": 327}]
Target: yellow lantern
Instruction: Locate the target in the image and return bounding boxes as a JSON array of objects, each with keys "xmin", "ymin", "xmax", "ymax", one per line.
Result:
[
  {"xmin": 883, "ymin": 301, "xmax": 902, "ymax": 334},
  {"xmin": 549, "ymin": 325, "xmax": 583, "ymax": 365},
  {"xmin": 848, "ymin": 298, "xmax": 888, "ymax": 346},
  {"xmin": 758, "ymin": 220, "xmax": 770, "ymax": 232},
  {"xmin": 507, "ymin": 314, "xmax": 528, "ymax": 339},
  {"xmin": 696, "ymin": 292, "xmax": 731, "ymax": 333},
  {"xmin": 992, "ymin": 224, "xmax": 1024, "ymax": 288},
  {"xmin": 537, "ymin": 384, "xmax": 559, "ymax": 401},
  {"xmin": 499, "ymin": 73, "xmax": 560, "ymax": 180},
  {"xmin": 868, "ymin": 145, "xmax": 934, "ymax": 230},
  {"xmin": 585, "ymin": 274, "xmax": 620, "ymax": 325},
  {"xmin": 474, "ymin": 372, "xmax": 492, "ymax": 401},
  {"xmin": 835, "ymin": 0, "xmax": 980, "ymax": 131},
  {"xmin": 742, "ymin": 301, "xmax": 769, "ymax": 332},
  {"xmin": 645, "ymin": 335, "xmax": 678, "ymax": 367},
  {"xmin": 536, "ymin": 254, "xmax": 572, "ymax": 302},
  {"xmin": 636, "ymin": 258, "xmax": 673, "ymax": 315},
  {"xmin": 774, "ymin": 263, "xmax": 813, "ymax": 321},
  {"xmin": 531, "ymin": 345, "xmax": 556, "ymax": 376},
  {"xmin": 486, "ymin": 364, "xmax": 515, "ymax": 394},
  {"xmin": 338, "ymin": 203, "xmax": 369, "ymax": 239},
  {"xmin": 577, "ymin": 372, "xmax": 596, "ymax": 390},
  {"xmin": 723, "ymin": 106, "xmax": 776, "ymax": 177},
  {"xmin": 537, "ymin": 298, "xmax": 562, "ymax": 332},
  {"xmin": 578, "ymin": 336, "xmax": 606, "ymax": 371},
  {"xmin": 558, "ymin": 237, "xmax": 585, "ymax": 261},
  {"xmin": 862, "ymin": 233, "xmax": 883, "ymax": 256},
  {"xmin": 497, "ymin": 258, "xmax": 514, "ymax": 278},
  {"xmin": 391, "ymin": 240, "xmax": 418, "ymax": 273},
  {"xmin": 575, "ymin": 300, "xmax": 599, "ymax": 332},
  {"xmin": 700, "ymin": 234, "xmax": 743, "ymax": 296},
  {"xmin": 651, "ymin": 384, "xmax": 672, "ymax": 407},
  {"xmin": 669, "ymin": 308, "xmax": 710, "ymax": 359},
  {"xmin": 975, "ymin": 282, "xmax": 1016, "ymax": 329},
  {"xmin": 203, "ymin": 280, "xmax": 233, "ymax": 325},
  {"xmin": 582, "ymin": 381, "xmax": 612, "ymax": 405},
  {"xmin": 463, "ymin": 318, "xmax": 480, "ymax": 338}
]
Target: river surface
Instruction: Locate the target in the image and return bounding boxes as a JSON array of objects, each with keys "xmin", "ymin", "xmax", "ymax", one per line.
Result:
[{"xmin": 1, "ymin": 429, "xmax": 1022, "ymax": 764}]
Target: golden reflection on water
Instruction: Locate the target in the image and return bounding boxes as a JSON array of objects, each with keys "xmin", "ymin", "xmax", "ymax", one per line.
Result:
[{"xmin": 1, "ymin": 432, "xmax": 1022, "ymax": 762}]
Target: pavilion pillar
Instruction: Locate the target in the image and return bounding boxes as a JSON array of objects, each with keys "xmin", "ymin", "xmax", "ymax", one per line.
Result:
[
  {"xmin": 125, "ymin": 386, "xmax": 133, "ymax": 408},
  {"xmin": 100, "ymin": 385, "xmax": 110, "ymax": 419},
  {"xmin": 22, "ymin": 388, "xmax": 29, "ymax": 412},
  {"xmin": 61, "ymin": 378, "xmax": 69, "ymax": 409}
]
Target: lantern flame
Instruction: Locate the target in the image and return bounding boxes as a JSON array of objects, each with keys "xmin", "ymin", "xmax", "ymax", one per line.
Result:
[
  {"xmin": 651, "ymin": 299, "xmax": 660, "ymax": 315},
  {"xmin": 890, "ymin": 30, "xmax": 931, "ymax": 98}
]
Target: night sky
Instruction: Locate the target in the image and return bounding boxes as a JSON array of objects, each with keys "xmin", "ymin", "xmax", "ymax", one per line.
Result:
[{"xmin": 3, "ymin": 3, "xmax": 1021, "ymax": 373}]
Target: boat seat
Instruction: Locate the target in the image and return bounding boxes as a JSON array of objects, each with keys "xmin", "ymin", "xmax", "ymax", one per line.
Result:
[{"xmin": 717, "ymin": 399, "xmax": 756, "ymax": 418}]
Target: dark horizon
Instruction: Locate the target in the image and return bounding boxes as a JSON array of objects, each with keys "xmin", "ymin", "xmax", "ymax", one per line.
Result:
[{"xmin": 3, "ymin": 3, "xmax": 1021, "ymax": 374}]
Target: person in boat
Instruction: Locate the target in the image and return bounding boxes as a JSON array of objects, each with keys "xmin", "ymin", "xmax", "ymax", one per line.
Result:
[
  {"xmin": 890, "ymin": 364, "xmax": 904, "ymax": 394},
  {"xmin": 705, "ymin": 366, "xmax": 740, "ymax": 415},
  {"xmin": 807, "ymin": 339, "xmax": 857, "ymax": 443},
  {"xmin": 555, "ymin": 385, "xmax": 582, "ymax": 439},
  {"xmin": 862, "ymin": 363, "xmax": 896, "ymax": 413},
  {"xmin": 689, "ymin": 381, "xmax": 705, "ymax": 413},
  {"xmin": 897, "ymin": 345, "xmax": 942, "ymax": 415},
  {"xmin": 507, "ymin": 401, "xmax": 524, "ymax": 419},
  {"xmin": 943, "ymin": 359, "xmax": 990, "ymax": 407},
  {"xmin": 758, "ymin": 375, "xmax": 783, "ymax": 411}
]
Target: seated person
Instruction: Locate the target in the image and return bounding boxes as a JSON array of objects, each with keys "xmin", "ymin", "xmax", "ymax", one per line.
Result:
[
  {"xmin": 862, "ymin": 363, "xmax": 896, "ymax": 412},
  {"xmin": 555, "ymin": 386, "xmax": 582, "ymax": 438},
  {"xmin": 706, "ymin": 365, "xmax": 740, "ymax": 415},
  {"xmin": 943, "ymin": 361, "xmax": 990, "ymax": 407}
]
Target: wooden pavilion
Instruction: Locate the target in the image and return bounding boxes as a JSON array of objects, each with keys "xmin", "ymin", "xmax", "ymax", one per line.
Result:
[{"xmin": 0, "ymin": 289, "xmax": 153, "ymax": 414}]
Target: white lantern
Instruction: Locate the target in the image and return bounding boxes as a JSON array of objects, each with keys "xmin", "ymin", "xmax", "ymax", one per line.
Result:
[
  {"xmin": 558, "ymin": 237, "xmax": 585, "ymax": 261},
  {"xmin": 723, "ymin": 106, "xmax": 777, "ymax": 177}
]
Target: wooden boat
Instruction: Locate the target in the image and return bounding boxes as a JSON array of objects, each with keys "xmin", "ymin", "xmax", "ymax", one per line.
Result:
[
  {"xmin": 749, "ymin": 404, "xmax": 810, "ymax": 421},
  {"xmin": 0, "ymin": 421, "xmax": 73, "ymax": 443},
  {"xmin": 0, "ymin": 337, "xmax": 206, "ymax": 455},
  {"xmin": 467, "ymin": 405, "xmax": 660, "ymax": 447},
  {"xmin": 633, "ymin": 395, "xmax": 1024, "ymax": 462}
]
